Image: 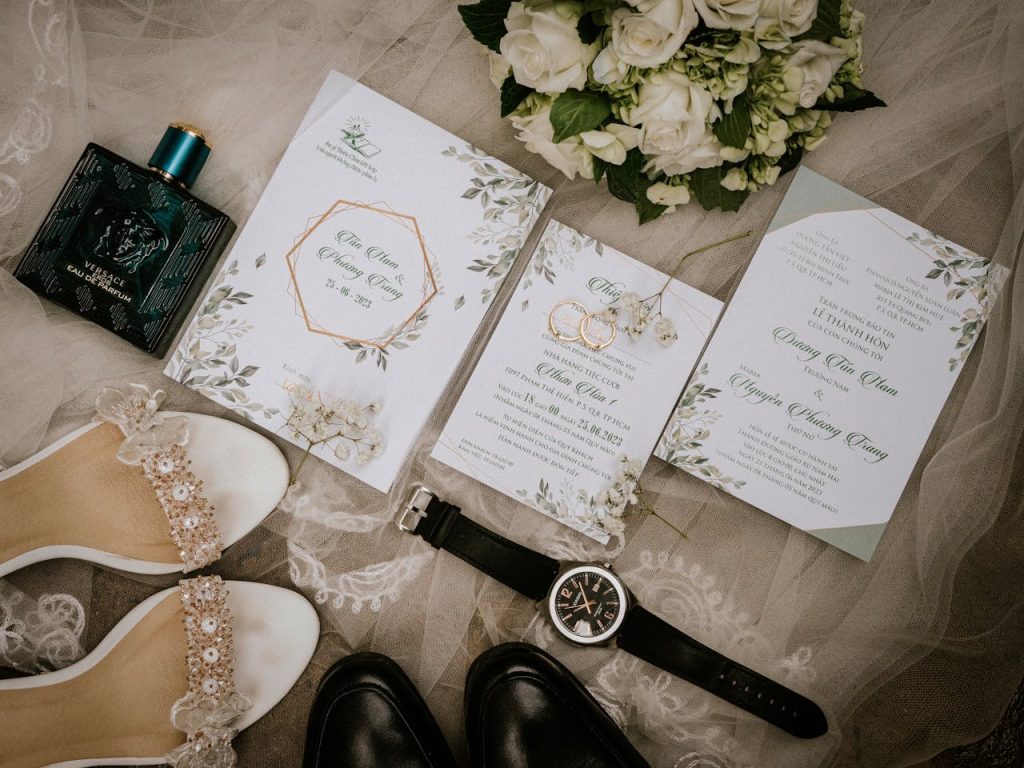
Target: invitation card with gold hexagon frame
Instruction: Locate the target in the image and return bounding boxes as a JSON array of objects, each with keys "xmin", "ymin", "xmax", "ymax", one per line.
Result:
[{"xmin": 166, "ymin": 71, "xmax": 551, "ymax": 492}]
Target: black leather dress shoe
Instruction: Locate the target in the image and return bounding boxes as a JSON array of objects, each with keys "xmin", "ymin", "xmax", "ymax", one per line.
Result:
[
  {"xmin": 465, "ymin": 642, "xmax": 651, "ymax": 768},
  {"xmin": 303, "ymin": 652, "xmax": 457, "ymax": 768}
]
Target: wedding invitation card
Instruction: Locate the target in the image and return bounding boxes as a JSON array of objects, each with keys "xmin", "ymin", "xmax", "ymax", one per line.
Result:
[
  {"xmin": 656, "ymin": 167, "xmax": 1007, "ymax": 560},
  {"xmin": 432, "ymin": 219, "xmax": 723, "ymax": 543},
  {"xmin": 166, "ymin": 71, "xmax": 551, "ymax": 492}
]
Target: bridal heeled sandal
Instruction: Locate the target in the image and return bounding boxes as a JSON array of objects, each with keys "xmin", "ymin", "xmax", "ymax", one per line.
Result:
[
  {"xmin": 0, "ymin": 575, "xmax": 319, "ymax": 767},
  {"xmin": 0, "ymin": 384, "xmax": 289, "ymax": 576}
]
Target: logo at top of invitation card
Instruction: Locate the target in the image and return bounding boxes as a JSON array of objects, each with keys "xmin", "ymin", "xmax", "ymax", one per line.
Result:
[
  {"xmin": 340, "ymin": 117, "xmax": 381, "ymax": 158},
  {"xmin": 285, "ymin": 200, "xmax": 438, "ymax": 348}
]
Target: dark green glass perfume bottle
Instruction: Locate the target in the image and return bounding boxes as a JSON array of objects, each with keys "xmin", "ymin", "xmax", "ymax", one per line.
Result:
[{"xmin": 14, "ymin": 124, "xmax": 236, "ymax": 356}]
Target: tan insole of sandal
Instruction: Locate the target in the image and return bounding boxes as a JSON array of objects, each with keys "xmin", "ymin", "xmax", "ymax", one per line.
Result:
[
  {"xmin": 0, "ymin": 423, "xmax": 182, "ymax": 567},
  {"xmin": 0, "ymin": 593, "xmax": 185, "ymax": 767}
]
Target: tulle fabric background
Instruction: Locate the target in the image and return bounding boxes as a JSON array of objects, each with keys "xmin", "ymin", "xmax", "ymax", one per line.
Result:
[{"xmin": 1, "ymin": 1, "xmax": 1022, "ymax": 766}]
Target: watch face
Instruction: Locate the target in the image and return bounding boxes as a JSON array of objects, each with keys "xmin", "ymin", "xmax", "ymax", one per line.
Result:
[{"xmin": 547, "ymin": 565, "xmax": 628, "ymax": 645}]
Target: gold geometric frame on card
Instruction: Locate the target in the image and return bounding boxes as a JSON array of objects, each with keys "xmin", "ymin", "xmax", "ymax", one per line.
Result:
[{"xmin": 284, "ymin": 200, "xmax": 438, "ymax": 350}]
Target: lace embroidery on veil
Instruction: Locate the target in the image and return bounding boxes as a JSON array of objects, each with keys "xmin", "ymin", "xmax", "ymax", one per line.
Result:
[
  {"xmin": 585, "ymin": 551, "xmax": 819, "ymax": 766},
  {"xmin": 0, "ymin": 0, "xmax": 68, "ymax": 218},
  {"xmin": 0, "ymin": 580, "xmax": 84, "ymax": 673},
  {"xmin": 279, "ymin": 481, "xmax": 433, "ymax": 615}
]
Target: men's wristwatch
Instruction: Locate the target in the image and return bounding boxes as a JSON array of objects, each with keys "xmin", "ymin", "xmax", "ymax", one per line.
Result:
[{"xmin": 397, "ymin": 484, "xmax": 828, "ymax": 739}]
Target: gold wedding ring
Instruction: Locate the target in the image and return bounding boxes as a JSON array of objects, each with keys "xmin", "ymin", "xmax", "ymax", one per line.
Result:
[
  {"xmin": 580, "ymin": 312, "xmax": 616, "ymax": 350},
  {"xmin": 548, "ymin": 300, "xmax": 589, "ymax": 342},
  {"xmin": 548, "ymin": 299, "xmax": 617, "ymax": 351}
]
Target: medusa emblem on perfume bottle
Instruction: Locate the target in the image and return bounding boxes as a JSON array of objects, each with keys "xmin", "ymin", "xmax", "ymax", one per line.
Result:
[{"xmin": 92, "ymin": 205, "xmax": 168, "ymax": 274}]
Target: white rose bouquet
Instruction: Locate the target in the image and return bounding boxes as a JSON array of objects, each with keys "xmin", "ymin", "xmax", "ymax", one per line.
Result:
[{"xmin": 460, "ymin": 0, "xmax": 882, "ymax": 223}]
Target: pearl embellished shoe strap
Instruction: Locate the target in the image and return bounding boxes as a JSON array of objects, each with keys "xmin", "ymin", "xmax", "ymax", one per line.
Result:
[
  {"xmin": 166, "ymin": 576, "xmax": 252, "ymax": 768},
  {"xmin": 179, "ymin": 576, "xmax": 238, "ymax": 699},
  {"xmin": 93, "ymin": 384, "xmax": 223, "ymax": 572},
  {"xmin": 141, "ymin": 445, "xmax": 223, "ymax": 571}
]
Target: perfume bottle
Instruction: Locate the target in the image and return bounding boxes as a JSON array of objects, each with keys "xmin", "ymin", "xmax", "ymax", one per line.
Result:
[{"xmin": 14, "ymin": 124, "xmax": 236, "ymax": 356}]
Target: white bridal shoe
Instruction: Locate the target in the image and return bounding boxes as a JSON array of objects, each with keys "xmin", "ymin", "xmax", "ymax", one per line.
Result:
[
  {"xmin": 0, "ymin": 384, "xmax": 289, "ymax": 576},
  {"xmin": 0, "ymin": 576, "xmax": 319, "ymax": 767}
]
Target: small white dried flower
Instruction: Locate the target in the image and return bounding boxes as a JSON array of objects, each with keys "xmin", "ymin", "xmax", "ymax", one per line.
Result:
[{"xmin": 654, "ymin": 315, "xmax": 678, "ymax": 346}]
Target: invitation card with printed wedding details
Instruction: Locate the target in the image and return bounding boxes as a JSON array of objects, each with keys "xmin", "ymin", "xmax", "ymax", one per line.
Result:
[
  {"xmin": 165, "ymin": 71, "xmax": 551, "ymax": 492},
  {"xmin": 656, "ymin": 167, "xmax": 1007, "ymax": 561},
  {"xmin": 431, "ymin": 219, "xmax": 723, "ymax": 543}
]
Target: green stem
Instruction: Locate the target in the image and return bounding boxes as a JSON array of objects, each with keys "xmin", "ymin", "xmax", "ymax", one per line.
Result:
[
  {"xmin": 644, "ymin": 229, "xmax": 754, "ymax": 305},
  {"xmin": 631, "ymin": 479, "xmax": 688, "ymax": 539},
  {"xmin": 648, "ymin": 510, "xmax": 689, "ymax": 540},
  {"xmin": 286, "ymin": 426, "xmax": 378, "ymax": 485}
]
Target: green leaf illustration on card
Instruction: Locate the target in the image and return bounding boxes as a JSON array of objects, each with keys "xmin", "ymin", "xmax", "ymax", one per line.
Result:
[
  {"xmin": 519, "ymin": 219, "xmax": 603, "ymax": 310},
  {"xmin": 907, "ymin": 231, "xmax": 1001, "ymax": 370},
  {"xmin": 343, "ymin": 309, "xmax": 430, "ymax": 372},
  {"xmin": 168, "ymin": 259, "xmax": 277, "ymax": 420},
  {"xmin": 444, "ymin": 143, "xmax": 549, "ymax": 304},
  {"xmin": 657, "ymin": 363, "xmax": 745, "ymax": 491}
]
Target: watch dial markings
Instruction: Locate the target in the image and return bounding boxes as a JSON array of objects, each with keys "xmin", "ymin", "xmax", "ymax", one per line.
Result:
[{"xmin": 552, "ymin": 569, "xmax": 623, "ymax": 641}]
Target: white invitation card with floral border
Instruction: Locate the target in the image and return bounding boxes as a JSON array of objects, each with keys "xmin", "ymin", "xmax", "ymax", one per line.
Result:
[
  {"xmin": 656, "ymin": 167, "xmax": 1008, "ymax": 560},
  {"xmin": 166, "ymin": 71, "xmax": 551, "ymax": 492},
  {"xmin": 431, "ymin": 219, "xmax": 723, "ymax": 543}
]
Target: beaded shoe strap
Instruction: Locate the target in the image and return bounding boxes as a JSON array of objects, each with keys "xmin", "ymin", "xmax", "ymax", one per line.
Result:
[
  {"xmin": 140, "ymin": 446, "xmax": 222, "ymax": 571},
  {"xmin": 94, "ymin": 384, "xmax": 224, "ymax": 571},
  {"xmin": 166, "ymin": 576, "xmax": 253, "ymax": 768}
]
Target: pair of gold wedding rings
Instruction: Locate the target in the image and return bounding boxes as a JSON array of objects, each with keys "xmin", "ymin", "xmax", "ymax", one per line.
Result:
[{"xmin": 547, "ymin": 299, "xmax": 617, "ymax": 351}]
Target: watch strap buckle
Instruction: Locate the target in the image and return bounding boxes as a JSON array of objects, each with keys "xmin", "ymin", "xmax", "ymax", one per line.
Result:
[{"xmin": 397, "ymin": 483, "xmax": 436, "ymax": 533}]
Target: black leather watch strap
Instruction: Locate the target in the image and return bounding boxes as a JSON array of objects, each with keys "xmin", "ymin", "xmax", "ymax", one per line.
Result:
[
  {"xmin": 404, "ymin": 490, "xmax": 560, "ymax": 602},
  {"xmin": 616, "ymin": 607, "xmax": 827, "ymax": 739}
]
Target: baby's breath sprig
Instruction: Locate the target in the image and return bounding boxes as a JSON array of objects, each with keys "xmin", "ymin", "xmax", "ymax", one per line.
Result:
[
  {"xmin": 600, "ymin": 230, "xmax": 753, "ymax": 346},
  {"xmin": 599, "ymin": 454, "xmax": 692, "ymax": 540},
  {"xmin": 284, "ymin": 386, "xmax": 385, "ymax": 482}
]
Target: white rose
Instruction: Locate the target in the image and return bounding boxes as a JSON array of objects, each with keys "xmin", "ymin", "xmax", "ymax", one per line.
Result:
[
  {"xmin": 622, "ymin": 70, "xmax": 716, "ymax": 125},
  {"xmin": 592, "ymin": 45, "xmax": 635, "ymax": 86},
  {"xmin": 692, "ymin": 0, "xmax": 760, "ymax": 30},
  {"xmin": 785, "ymin": 40, "xmax": 849, "ymax": 108},
  {"xmin": 639, "ymin": 119, "xmax": 692, "ymax": 155},
  {"xmin": 608, "ymin": 4, "xmax": 698, "ymax": 69},
  {"xmin": 500, "ymin": 1, "xmax": 597, "ymax": 94},
  {"xmin": 511, "ymin": 104, "xmax": 591, "ymax": 179},
  {"xmin": 580, "ymin": 124, "xmax": 639, "ymax": 165},
  {"xmin": 488, "ymin": 52, "xmax": 511, "ymax": 89},
  {"xmin": 625, "ymin": 0, "xmax": 692, "ymax": 32},
  {"xmin": 756, "ymin": 0, "xmax": 818, "ymax": 47},
  {"xmin": 645, "ymin": 124, "xmax": 724, "ymax": 175}
]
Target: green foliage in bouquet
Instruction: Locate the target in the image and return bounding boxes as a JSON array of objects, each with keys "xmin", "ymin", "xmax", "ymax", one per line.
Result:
[{"xmin": 459, "ymin": 0, "xmax": 884, "ymax": 223}]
